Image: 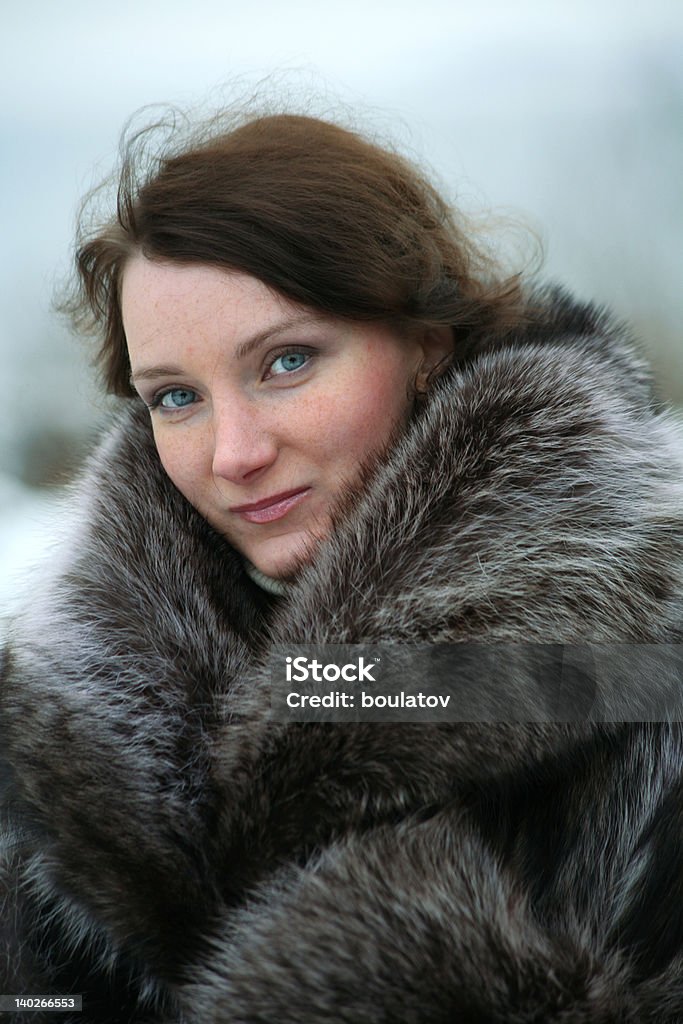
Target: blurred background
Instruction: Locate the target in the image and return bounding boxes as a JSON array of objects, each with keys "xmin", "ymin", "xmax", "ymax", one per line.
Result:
[{"xmin": 2, "ymin": 0, "xmax": 682, "ymax": 611}]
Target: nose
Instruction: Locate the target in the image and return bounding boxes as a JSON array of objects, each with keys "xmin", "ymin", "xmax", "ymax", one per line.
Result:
[{"xmin": 210, "ymin": 398, "xmax": 278, "ymax": 485}]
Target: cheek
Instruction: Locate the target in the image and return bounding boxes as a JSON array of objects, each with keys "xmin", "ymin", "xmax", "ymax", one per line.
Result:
[
  {"xmin": 152, "ymin": 429, "xmax": 206, "ymax": 502},
  {"xmin": 309, "ymin": 361, "xmax": 413, "ymax": 466}
]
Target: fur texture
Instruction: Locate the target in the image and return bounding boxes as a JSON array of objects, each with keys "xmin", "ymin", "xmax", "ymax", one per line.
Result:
[{"xmin": 2, "ymin": 287, "xmax": 683, "ymax": 1022}]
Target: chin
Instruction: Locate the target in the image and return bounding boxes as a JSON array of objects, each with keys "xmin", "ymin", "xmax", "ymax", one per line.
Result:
[{"xmin": 249, "ymin": 531, "xmax": 321, "ymax": 580}]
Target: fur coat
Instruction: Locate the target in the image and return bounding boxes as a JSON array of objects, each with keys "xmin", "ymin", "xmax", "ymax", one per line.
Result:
[{"xmin": 2, "ymin": 287, "xmax": 683, "ymax": 1023}]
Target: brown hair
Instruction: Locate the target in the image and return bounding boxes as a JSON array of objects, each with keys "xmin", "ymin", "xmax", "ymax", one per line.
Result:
[{"xmin": 65, "ymin": 111, "xmax": 532, "ymax": 396}]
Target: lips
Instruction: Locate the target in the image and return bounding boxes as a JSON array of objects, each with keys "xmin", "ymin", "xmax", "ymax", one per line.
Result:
[{"xmin": 231, "ymin": 488, "xmax": 311, "ymax": 524}]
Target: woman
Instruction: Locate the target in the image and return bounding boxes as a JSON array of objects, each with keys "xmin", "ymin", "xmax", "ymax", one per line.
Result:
[{"xmin": 2, "ymin": 110, "xmax": 683, "ymax": 1023}]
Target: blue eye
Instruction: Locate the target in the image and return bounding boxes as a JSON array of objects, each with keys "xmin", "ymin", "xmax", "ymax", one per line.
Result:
[
  {"xmin": 158, "ymin": 388, "xmax": 197, "ymax": 409},
  {"xmin": 269, "ymin": 351, "xmax": 309, "ymax": 375}
]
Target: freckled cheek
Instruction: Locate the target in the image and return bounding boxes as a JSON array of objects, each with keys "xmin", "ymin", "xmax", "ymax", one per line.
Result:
[
  {"xmin": 306, "ymin": 370, "xmax": 412, "ymax": 468},
  {"xmin": 152, "ymin": 429, "xmax": 209, "ymax": 502}
]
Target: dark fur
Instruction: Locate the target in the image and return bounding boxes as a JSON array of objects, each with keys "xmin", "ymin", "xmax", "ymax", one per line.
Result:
[{"xmin": 2, "ymin": 287, "xmax": 683, "ymax": 1022}]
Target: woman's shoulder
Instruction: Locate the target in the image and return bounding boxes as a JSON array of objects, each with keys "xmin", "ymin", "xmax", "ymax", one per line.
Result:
[{"xmin": 459, "ymin": 281, "xmax": 658, "ymax": 411}]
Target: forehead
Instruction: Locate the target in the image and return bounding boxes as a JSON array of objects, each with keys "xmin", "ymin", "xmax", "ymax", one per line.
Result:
[
  {"xmin": 120, "ymin": 257, "xmax": 318, "ymax": 367},
  {"xmin": 121, "ymin": 257, "xmax": 292, "ymax": 321}
]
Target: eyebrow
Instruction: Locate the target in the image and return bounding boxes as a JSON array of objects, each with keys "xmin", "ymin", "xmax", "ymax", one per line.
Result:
[
  {"xmin": 234, "ymin": 312, "xmax": 328, "ymax": 360},
  {"xmin": 131, "ymin": 364, "xmax": 186, "ymax": 384},
  {"xmin": 130, "ymin": 312, "xmax": 328, "ymax": 386}
]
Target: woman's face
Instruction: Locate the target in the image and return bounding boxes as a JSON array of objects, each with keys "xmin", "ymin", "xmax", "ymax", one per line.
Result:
[{"xmin": 123, "ymin": 258, "xmax": 449, "ymax": 579}]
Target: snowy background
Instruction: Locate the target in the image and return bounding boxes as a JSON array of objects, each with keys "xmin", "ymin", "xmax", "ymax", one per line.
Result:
[{"xmin": 2, "ymin": 0, "xmax": 682, "ymax": 615}]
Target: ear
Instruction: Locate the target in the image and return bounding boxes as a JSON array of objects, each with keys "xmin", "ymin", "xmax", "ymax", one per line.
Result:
[{"xmin": 415, "ymin": 326, "xmax": 454, "ymax": 390}]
